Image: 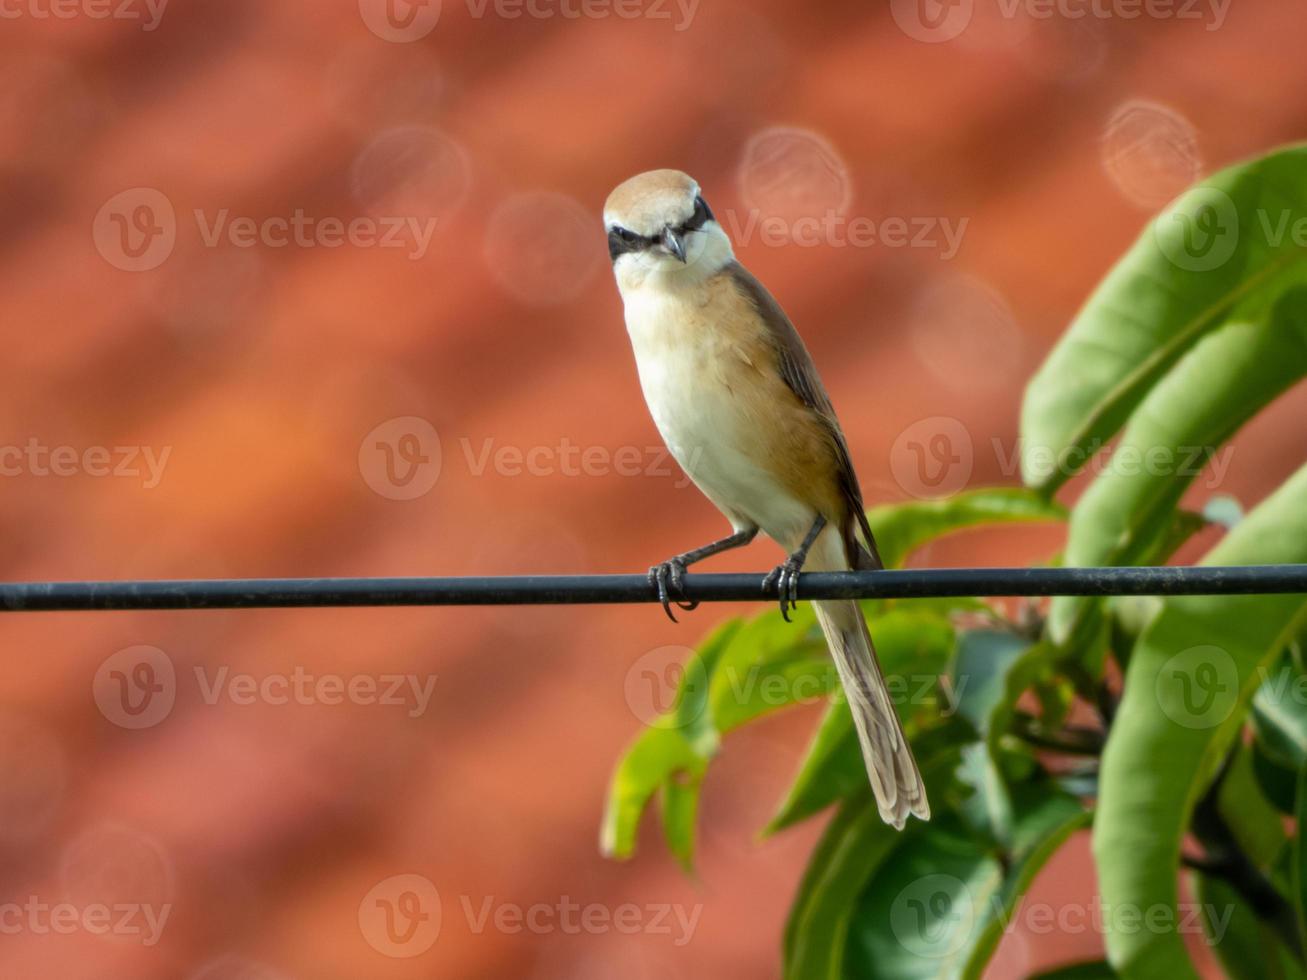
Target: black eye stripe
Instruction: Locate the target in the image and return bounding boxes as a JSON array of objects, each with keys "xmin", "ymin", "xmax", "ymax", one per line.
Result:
[
  {"xmin": 608, "ymin": 226, "xmax": 650, "ymax": 260},
  {"xmin": 681, "ymin": 195, "xmax": 713, "ymax": 232},
  {"xmin": 607, "ymin": 197, "xmax": 714, "ymax": 262}
]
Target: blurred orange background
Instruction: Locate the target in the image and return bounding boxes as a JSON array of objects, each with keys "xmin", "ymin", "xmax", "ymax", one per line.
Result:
[{"xmin": 2, "ymin": 1, "xmax": 1306, "ymax": 976}]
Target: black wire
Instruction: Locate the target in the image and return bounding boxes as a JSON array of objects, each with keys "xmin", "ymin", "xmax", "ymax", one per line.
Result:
[{"xmin": 0, "ymin": 565, "xmax": 1304, "ymax": 612}]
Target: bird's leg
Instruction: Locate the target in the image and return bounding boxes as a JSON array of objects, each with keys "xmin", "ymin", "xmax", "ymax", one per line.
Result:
[
  {"xmin": 649, "ymin": 526, "xmax": 759, "ymax": 622},
  {"xmin": 762, "ymin": 515, "xmax": 827, "ymax": 623}
]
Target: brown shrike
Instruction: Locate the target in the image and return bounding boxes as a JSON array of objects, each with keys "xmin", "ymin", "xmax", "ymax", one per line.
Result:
[{"xmin": 604, "ymin": 169, "xmax": 928, "ymax": 829}]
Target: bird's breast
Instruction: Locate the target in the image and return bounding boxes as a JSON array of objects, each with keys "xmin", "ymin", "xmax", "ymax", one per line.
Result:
[
  {"xmin": 623, "ymin": 283, "xmax": 760, "ymax": 457},
  {"xmin": 620, "ymin": 279, "xmax": 824, "ymax": 547}
]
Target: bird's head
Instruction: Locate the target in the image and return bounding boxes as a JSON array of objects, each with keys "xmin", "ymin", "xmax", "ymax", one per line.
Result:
[{"xmin": 603, "ymin": 169, "xmax": 733, "ymax": 288}]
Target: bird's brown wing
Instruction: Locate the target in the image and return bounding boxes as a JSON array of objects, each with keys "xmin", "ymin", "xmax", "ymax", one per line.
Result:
[{"xmin": 725, "ymin": 261, "xmax": 883, "ymax": 570}]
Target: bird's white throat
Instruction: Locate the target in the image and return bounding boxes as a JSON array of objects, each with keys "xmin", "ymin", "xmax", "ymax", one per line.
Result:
[{"xmin": 612, "ymin": 222, "xmax": 735, "ymax": 296}]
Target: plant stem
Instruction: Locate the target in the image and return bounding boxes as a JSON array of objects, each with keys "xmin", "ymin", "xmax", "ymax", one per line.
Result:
[{"xmin": 1011, "ymin": 712, "xmax": 1105, "ymax": 755}]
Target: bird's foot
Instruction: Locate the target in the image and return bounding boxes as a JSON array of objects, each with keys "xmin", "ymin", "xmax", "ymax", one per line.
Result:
[
  {"xmin": 762, "ymin": 555, "xmax": 804, "ymax": 622},
  {"xmin": 648, "ymin": 557, "xmax": 699, "ymax": 623}
]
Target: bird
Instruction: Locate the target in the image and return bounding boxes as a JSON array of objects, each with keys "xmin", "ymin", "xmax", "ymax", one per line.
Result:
[{"xmin": 603, "ymin": 168, "xmax": 929, "ymax": 829}]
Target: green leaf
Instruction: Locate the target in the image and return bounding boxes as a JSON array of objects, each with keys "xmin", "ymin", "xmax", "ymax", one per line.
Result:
[
  {"xmin": 955, "ymin": 742, "xmax": 1016, "ymax": 848},
  {"xmin": 600, "ymin": 619, "xmax": 741, "ymax": 863},
  {"xmin": 1049, "ymin": 279, "xmax": 1307, "ymax": 643},
  {"xmin": 1216, "ymin": 742, "xmax": 1288, "ymax": 870},
  {"xmin": 838, "ymin": 779, "xmax": 1086, "ymax": 980},
  {"xmin": 841, "ymin": 812, "xmax": 996, "ymax": 980},
  {"xmin": 600, "ymin": 724, "xmax": 706, "ymax": 862},
  {"xmin": 961, "ymin": 794, "xmax": 1091, "ymax": 979},
  {"xmin": 1253, "ymin": 738, "xmax": 1299, "ymax": 814},
  {"xmin": 1234, "ymin": 656, "xmax": 1307, "ymax": 818},
  {"xmin": 783, "ymin": 736, "xmax": 974, "ymax": 980},
  {"xmin": 702, "ymin": 604, "xmax": 831, "ymax": 739},
  {"xmin": 1191, "ymin": 871, "xmax": 1304, "ymax": 980},
  {"xmin": 960, "ymin": 635, "xmax": 1083, "ymax": 847},
  {"xmin": 783, "ymin": 794, "xmax": 904, "ymax": 980},
  {"xmin": 1093, "ymin": 464, "xmax": 1307, "ymax": 978},
  {"xmin": 1249, "ymin": 651, "xmax": 1307, "ymax": 822},
  {"xmin": 1253, "ymin": 655, "xmax": 1307, "ymax": 768},
  {"xmin": 1020, "ymin": 142, "xmax": 1307, "ymax": 493},
  {"xmin": 659, "ymin": 772, "xmax": 701, "ymax": 874},
  {"xmin": 867, "ymin": 488, "xmax": 1066, "ymax": 570},
  {"xmin": 605, "ymin": 606, "xmax": 954, "ymax": 868},
  {"xmin": 951, "ymin": 629, "xmax": 1031, "ymax": 735},
  {"xmin": 1295, "ymin": 766, "xmax": 1307, "ymax": 957},
  {"xmin": 1190, "ymin": 873, "xmax": 1260, "ymax": 980},
  {"xmin": 645, "ymin": 608, "xmax": 843, "ymax": 869},
  {"xmin": 985, "ymin": 640, "xmax": 1062, "ymax": 757}
]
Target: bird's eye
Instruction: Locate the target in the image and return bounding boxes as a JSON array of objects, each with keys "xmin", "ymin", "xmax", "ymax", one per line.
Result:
[
  {"xmin": 684, "ymin": 195, "xmax": 713, "ymax": 231},
  {"xmin": 608, "ymin": 225, "xmax": 645, "ymax": 260}
]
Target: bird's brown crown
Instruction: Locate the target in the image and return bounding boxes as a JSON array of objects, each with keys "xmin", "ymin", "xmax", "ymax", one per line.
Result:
[{"xmin": 604, "ymin": 169, "xmax": 700, "ymax": 238}]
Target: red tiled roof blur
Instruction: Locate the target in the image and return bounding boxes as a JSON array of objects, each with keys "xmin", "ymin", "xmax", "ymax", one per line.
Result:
[{"xmin": 1, "ymin": 2, "xmax": 1305, "ymax": 977}]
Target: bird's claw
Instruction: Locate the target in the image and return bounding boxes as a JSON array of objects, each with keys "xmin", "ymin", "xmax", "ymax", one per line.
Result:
[
  {"xmin": 648, "ymin": 558, "xmax": 699, "ymax": 623},
  {"xmin": 762, "ymin": 557, "xmax": 803, "ymax": 622}
]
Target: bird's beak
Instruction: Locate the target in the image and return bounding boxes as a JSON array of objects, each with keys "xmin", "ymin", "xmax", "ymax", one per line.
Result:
[{"xmin": 661, "ymin": 227, "xmax": 687, "ymax": 263}]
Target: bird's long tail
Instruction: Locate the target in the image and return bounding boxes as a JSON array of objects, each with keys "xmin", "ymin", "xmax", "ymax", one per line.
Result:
[{"xmin": 813, "ymin": 598, "xmax": 930, "ymax": 829}]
